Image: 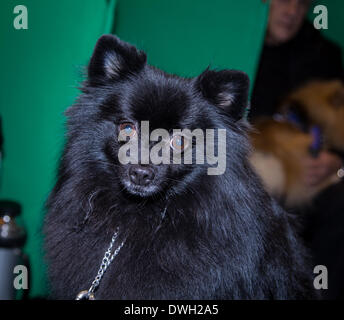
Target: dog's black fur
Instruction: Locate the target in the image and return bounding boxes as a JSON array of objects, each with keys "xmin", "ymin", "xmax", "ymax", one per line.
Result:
[{"xmin": 44, "ymin": 35, "xmax": 315, "ymax": 299}]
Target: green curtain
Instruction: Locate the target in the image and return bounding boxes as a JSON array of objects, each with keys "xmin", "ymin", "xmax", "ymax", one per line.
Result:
[
  {"xmin": 0, "ymin": 0, "xmax": 116, "ymax": 298},
  {"xmin": 114, "ymin": 0, "xmax": 269, "ymax": 84},
  {"xmin": 309, "ymin": 0, "xmax": 344, "ymax": 63}
]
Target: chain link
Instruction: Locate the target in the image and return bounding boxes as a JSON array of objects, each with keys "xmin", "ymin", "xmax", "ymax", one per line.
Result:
[{"xmin": 87, "ymin": 229, "xmax": 124, "ymax": 295}]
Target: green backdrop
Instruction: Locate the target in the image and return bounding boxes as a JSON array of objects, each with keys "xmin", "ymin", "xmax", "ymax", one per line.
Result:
[
  {"xmin": 0, "ymin": 0, "xmax": 116, "ymax": 297},
  {"xmin": 114, "ymin": 0, "xmax": 269, "ymax": 79},
  {"xmin": 7, "ymin": 0, "xmax": 338, "ymax": 298},
  {"xmin": 309, "ymin": 0, "xmax": 344, "ymax": 63}
]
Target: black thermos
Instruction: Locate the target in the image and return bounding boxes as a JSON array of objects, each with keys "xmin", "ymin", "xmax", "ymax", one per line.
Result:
[{"xmin": 0, "ymin": 201, "xmax": 26, "ymax": 299}]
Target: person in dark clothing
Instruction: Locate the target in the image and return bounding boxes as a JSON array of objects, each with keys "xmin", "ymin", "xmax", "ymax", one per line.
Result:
[
  {"xmin": 251, "ymin": 22, "xmax": 344, "ymax": 119},
  {"xmin": 250, "ymin": 0, "xmax": 344, "ymax": 299},
  {"xmin": 251, "ymin": 1, "xmax": 344, "ymax": 119}
]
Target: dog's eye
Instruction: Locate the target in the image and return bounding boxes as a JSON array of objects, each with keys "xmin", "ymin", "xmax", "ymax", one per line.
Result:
[
  {"xmin": 170, "ymin": 134, "xmax": 189, "ymax": 152},
  {"xmin": 119, "ymin": 122, "xmax": 137, "ymax": 137}
]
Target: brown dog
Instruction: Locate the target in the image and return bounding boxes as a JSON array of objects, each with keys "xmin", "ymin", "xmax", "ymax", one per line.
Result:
[{"xmin": 250, "ymin": 80, "xmax": 344, "ymax": 206}]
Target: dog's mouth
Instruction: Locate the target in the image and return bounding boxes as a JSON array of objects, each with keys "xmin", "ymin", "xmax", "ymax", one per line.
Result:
[{"xmin": 121, "ymin": 179, "xmax": 160, "ymax": 198}]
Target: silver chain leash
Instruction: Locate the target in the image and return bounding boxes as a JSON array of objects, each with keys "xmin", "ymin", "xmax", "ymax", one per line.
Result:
[{"xmin": 75, "ymin": 229, "xmax": 124, "ymax": 300}]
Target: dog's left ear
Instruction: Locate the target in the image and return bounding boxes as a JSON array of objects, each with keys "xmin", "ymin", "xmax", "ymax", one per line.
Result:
[
  {"xmin": 88, "ymin": 34, "xmax": 147, "ymax": 85},
  {"xmin": 195, "ymin": 69, "xmax": 250, "ymax": 120}
]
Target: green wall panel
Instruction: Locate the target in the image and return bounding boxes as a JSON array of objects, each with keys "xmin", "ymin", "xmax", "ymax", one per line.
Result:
[
  {"xmin": 0, "ymin": 0, "xmax": 115, "ymax": 298},
  {"xmin": 310, "ymin": 0, "xmax": 344, "ymax": 63},
  {"xmin": 114, "ymin": 0, "xmax": 269, "ymax": 83}
]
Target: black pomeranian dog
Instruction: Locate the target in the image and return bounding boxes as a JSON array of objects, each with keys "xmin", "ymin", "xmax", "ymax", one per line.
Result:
[{"xmin": 44, "ymin": 35, "xmax": 315, "ymax": 300}]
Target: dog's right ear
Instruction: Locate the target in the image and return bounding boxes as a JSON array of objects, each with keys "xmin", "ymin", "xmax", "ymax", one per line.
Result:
[
  {"xmin": 88, "ymin": 35, "xmax": 147, "ymax": 85},
  {"xmin": 195, "ymin": 68, "xmax": 250, "ymax": 121}
]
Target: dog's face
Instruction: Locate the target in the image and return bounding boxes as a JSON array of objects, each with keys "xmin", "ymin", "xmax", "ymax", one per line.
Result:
[
  {"xmin": 67, "ymin": 35, "xmax": 249, "ymax": 200},
  {"xmin": 281, "ymin": 80, "xmax": 344, "ymax": 151}
]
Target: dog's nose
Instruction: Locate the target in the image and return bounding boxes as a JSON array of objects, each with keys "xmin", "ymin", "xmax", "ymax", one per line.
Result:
[{"xmin": 129, "ymin": 166, "xmax": 155, "ymax": 186}]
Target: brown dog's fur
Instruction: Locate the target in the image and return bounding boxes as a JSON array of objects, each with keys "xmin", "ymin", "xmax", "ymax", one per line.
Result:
[{"xmin": 250, "ymin": 80, "xmax": 344, "ymax": 206}]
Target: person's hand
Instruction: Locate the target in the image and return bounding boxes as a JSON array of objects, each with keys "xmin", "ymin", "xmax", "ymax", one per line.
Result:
[{"xmin": 301, "ymin": 151, "xmax": 343, "ymax": 186}]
